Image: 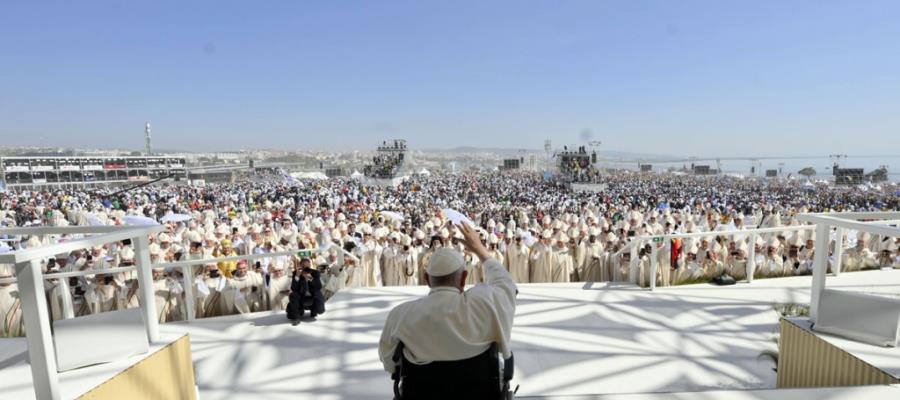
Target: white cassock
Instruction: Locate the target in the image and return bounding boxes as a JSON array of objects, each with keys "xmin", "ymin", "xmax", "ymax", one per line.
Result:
[
  {"xmin": 704, "ymin": 259, "xmax": 725, "ymax": 278},
  {"xmin": 637, "ymin": 256, "xmax": 651, "ymax": 287},
  {"xmin": 682, "ymin": 260, "xmax": 705, "ymax": 281},
  {"xmin": 581, "ymin": 243, "xmax": 604, "ymax": 282},
  {"xmin": 418, "ymin": 249, "xmax": 435, "ymax": 286},
  {"xmin": 1, "ymin": 283, "xmax": 25, "ymax": 337},
  {"xmin": 489, "ymin": 249, "xmax": 505, "ymax": 269},
  {"xmin": 552, "ymin": 246, "xmax": 574, "ymax": 283},
  {"xmin": 364, "ymin": 241, "xmax": 383, "ymax": 287},
  {"xmin": 85, "ymin": 281, "xmax": 120, "ymax": 315},
  {"xmin": 529, "ymin": 243, "xmax": 555, "ymax": 283},
  {"xmin": 196, "ymin": 276, "xmax": 236, "ymax": 318},
  {"xmin": 655, "ymin": 246, "xmax": 671, "ymax": 287},
  {"xmin": 397, "ymin": 251, "xmax": 418, "ymax": 286},
  {"xmin": 152, "ymin": 277, "xmax": 186, "ymax": 322},
  {"xmin": 465, "ymin": 253, "xmax": 484, "ymax": 285},
  {"xmin": 232, "ymin": 271, "xmax": 265, "ymax": 313},
  {"xmin": 761, "ymin": 256, "xmax": 785, "ymax": 277},
  {"xmin": 115, "ymin": 275, "xmax": 141, "ymax": 311},
  {"xmin": 381, "ymin": 246, "xmax": 399, "ymax": 286},
  {"xmin": 267, "ymin": 275, "xmax": 291, "ymax": 311},
  {"xmin": 347, "ymin": 260, "xmax": 366, "ymax": 288},
  {"xmin": 728, "ymin": 259, "xmax": 747, "ymax": 281},
  {"xmin": 44, "ymin": 279, "xmax": 75, "ymax": 321},
  {"xmin": 324, "ymin": 264, "xmax": 349, "ymax": 298},
  {"xmin": 379, "ymin": 257, "xmax": 516, "ymax": 373},
  {"xmin": 573, "ymin": 241, "xmax": 587, "ymax": 281},
  {"xmin": 846, "ymin": 247, "xmax": 876, "ymax": 271},
  {"xmin": 610, "ymin": 253, "xmax": 628, "ymax": 282},
  {"xmin": 799, "ymin": 247, "xmax": 815, "ymax": 272},
  {"xmin": 505, "ymin": 243, "xmax": 530, "ymax": 284}
]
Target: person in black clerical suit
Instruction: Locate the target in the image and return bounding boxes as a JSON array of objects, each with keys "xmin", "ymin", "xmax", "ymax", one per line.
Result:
[{"xmin": 287, "ymin": 257, "xmax": 325, "ymax": 325}]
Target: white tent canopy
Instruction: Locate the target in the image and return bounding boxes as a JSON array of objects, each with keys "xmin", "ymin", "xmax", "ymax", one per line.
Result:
[
  {"xmin": 417, "ymin": 168, "xmax": 431, "ymax": 176},
  {"xmin": 291, "ymin": 172, "xmax": 328, "ymax": 180},
  {"xmin": 350, "ymin": 170, "xmax": 363, "ymax": 179}
]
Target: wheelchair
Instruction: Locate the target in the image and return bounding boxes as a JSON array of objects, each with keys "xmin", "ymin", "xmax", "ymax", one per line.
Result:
[{"xmin": 391, "ymin": 341, "xmax": 516, "ymax": 400}]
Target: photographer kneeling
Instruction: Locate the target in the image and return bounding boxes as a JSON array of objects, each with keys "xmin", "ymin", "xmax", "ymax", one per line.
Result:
[
  {"xmin": 287, "ymin": 258, "xmax": 325, "ymax": 325},
  {"xmin": 379, "ymin": 223, "xmax": 517, "ymax": 399}
]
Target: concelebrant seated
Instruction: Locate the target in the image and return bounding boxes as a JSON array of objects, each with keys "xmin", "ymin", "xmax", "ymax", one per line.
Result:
[{"xmin": 379, "ymin": 222, "xmax": 517, "ymax": 399}]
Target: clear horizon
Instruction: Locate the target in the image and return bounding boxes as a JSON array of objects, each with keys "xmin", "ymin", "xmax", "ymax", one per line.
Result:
[{"xmin": 2, "ymin": 1, "xmax": 899, "ymax": 155}]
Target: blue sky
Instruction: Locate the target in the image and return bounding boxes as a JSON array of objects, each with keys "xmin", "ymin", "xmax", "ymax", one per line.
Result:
[{"xmin": 1, "ymin": 1, "xmax": 899, "ymax": 156}]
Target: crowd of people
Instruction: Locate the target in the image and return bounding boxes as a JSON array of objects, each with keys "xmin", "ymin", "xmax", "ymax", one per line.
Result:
[
  {"xmin": 557, "ymin": 146, "xmax": 600, "ymax": 183},
  {"xmin": 1, "ymin": 171, "xmax": 899, "ymax": 336},
  {"xmin": 364, "ymin": 140, "xmax": 407, "ymax": 179}
]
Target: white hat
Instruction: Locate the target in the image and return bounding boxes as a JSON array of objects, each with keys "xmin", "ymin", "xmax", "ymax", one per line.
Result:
[
  {"xmin": 425, "ymin": 248, "xmax": 465, "ymax": 277},
  {"xmin": 187, "ymin": 231, "xmax": 202, "ymax": 243},
  {"xmin": 158, "ymin": 233, "xmax": 172, "ymax": 243}
]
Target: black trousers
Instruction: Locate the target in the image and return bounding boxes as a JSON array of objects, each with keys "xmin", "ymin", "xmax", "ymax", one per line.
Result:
[
  {"xmin": 286, "ymin": 292, "xmax": 317, "ymax": 320},
  {"xmin": 400, "ymin": 352, "xmax": 499, "ymax": 400}
]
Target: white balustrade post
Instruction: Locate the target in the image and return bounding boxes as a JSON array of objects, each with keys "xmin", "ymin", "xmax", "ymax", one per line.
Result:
[
  {"xmin": 809, "ymin": 224, "xmax": 830, "ymax": 324},
  {"xmin": 664, "ymin": 238, "xmax": 671, "ymax": 287},
  {"xmin": 16, "ymin": 259, "xmax": 61, "ymax": 400},
  {"xmin": 133, "ymin": 235, "xmax": 160, "ymax": 342},
  {"xmin": 832, "ymin": 227, "xmax": 844, "ymax": 277},
  {"xmin": 629, "ymin": 242, "xmax": 639, "ymax": 284},
  {"xmin": 182, "ymin": 265, "xmax": 195, "ymax": 321},
  {"xmin": 649, "ymin": 242, "xmax": 658, "ymax": 291},
  {"xmin": 747, "ymin": 233, "xmax": 757, "ymax": 283}
]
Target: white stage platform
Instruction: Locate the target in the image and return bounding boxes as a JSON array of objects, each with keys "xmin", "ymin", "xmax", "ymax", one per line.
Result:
[
  {"xmin": 515, "ymin": 385, "xmax": 900, "ymax": 399},
  {"xmin": 2, "ymin": 269, "xmax": 899, "ymax": 399},
  {"xmin": 166, "ymin": 269, "xmax": 900, "ymax": 399}
]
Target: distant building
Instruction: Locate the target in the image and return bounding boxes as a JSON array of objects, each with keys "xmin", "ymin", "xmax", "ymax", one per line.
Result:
[{"xmin": 1, "ymin": 156, "xmax": 186, "ymax": 188}]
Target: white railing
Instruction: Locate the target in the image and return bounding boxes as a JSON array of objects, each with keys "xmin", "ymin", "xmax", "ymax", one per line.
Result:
[
  {"xmin": 796, "ymin": 212, "xmax": 900, "ymax": 324},
  {"xmin": 151, "ymin": 244, "xmax": 356, "ymax": 321},
  {"xmin": 0, "ymin": 224, "xmax": 166, "ymax": 400},
  {"xmin": 613, "ymin": 219, "xmax": 900, "ymax": 291},
  {"xmin": 0, "ymin": 224, "xmax": 358, "ymax": 400},
  {"xmin": 610, "ymin": 225, "xmax": 815, "ymax": 289}
]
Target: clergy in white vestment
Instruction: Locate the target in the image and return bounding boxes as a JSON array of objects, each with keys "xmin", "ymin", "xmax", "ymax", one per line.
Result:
[
  {"xmin": 196, "ymin": 264, "xmax": 236, "ymax": 318},
  {"xmin": 504, "ymin": 234, "xmax": 530, "ymax": 283},
  {"xmin": 581, "ymin": 231, "xmax": 605, "ymax": 282},
  {"xmin": 232, "ymin": 260, "xmax": 265, "ymax": 313},
  {"xmin": 529, "ymin": 231, "xmax": 555, "ymax": 283},
  {"xmin": 0, "ymin": 264, "xmax": 25, "ymax": 337},
  {"xmin": 380, "ymin": 235, "xmax": 400, "ymax": 286},
  {"xmin": 552, "ymin": 234, "xmax": 574, "ymax": 283},
  {"xmin": 363, "ymin": 233, "xmax": 383, "ymax": 287},
  {"xmin": 267, "ymin": 260, "xmax": 291, "ymax": 311},
  {"xmin": 397, "ymin": 236, "xmax": 418, "ymax": 286}
]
